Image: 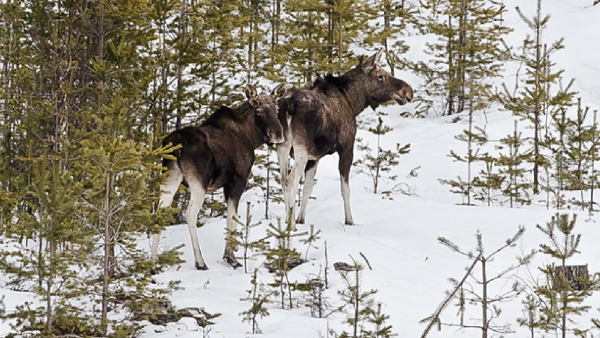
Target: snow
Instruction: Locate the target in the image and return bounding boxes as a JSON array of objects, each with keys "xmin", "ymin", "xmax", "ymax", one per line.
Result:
[{"xmin": 3, "ymin": 0, "xmax": 600, "ymax": 337}]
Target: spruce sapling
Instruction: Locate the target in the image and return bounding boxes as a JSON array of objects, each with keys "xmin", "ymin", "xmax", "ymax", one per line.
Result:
[
  {"xmin": 336, "ymin": 257, "xmax": 378, "ymax": 338},
  {"xmin": 354, "ymin": 112, "xmax": 410, "ymax": 194},
  {"xmin": 427, "ymin": 227, "xmax": 534, "ymax": 338},
  {"xmin": 240, "ymin": 268, "xmax": 273, "ymax": 334},
  {"xmin": 535, "ymin": 213, "xmax": 598, "ymax": 338},
  {"xmin": 263, "ymin": 218, "xmax": 307, "ymax": 309},
  {"xmin": 565, "ymin": 98, "xmax": 592, "ymax": 209},
  {"xmin": 302, "ymin": 269, "xmax": 332, "ymax": 319},
  {"xmin": 517, "ymin": 294, "xmax": 543, "ymax": 338},
  {"xmin": 227, "ymin": 202, "xmax": 267, "ymax": 273},
  {"xmin": 299, "ymin": 224, "xmax": 322, "ymax": 260},
  {"xmin": 472, "ymin": 154, "xmax": 504, "ymax": 206},
  {"xmin": 439, "ymin": 112, "xmax": 489, "ymax": 205},
  {"xmin": 496, "ymin": 121, "xmax": 533, "ymax": 207},
  {"xmin": 362, "ymin": 302, "xmax": 397, "ymax": 338}
]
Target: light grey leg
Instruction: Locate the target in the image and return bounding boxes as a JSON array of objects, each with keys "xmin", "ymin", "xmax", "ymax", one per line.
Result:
[
  {"xmin": 341, "ymin": 175, "xmax": 355, "ymax": 225},
  {"xmin": 296, "ymin": 160, "xmax": 319, "ymax": 224},
  {"xmin": 185, "ymin": 181, "xmax": 208, "ymax": 270},
  {"xmin": 284, "ymin": 147, "xmax": 308, "ymax": 231},
  {"xmin": 151, "ymin": 165, "xmax": 182, "ymax": 261},
  {"xmin": 223, "ymin": 198, "xmax": 242, "ymax": 268},
  {"xmin": 276, "ymin": 140, "xmax": 292, "ymax": 186}
]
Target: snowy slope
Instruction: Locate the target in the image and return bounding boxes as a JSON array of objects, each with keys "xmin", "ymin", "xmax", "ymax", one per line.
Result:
[{"xmin": 3, "ymin": 1, "xmax": 600, "ymax": 338}]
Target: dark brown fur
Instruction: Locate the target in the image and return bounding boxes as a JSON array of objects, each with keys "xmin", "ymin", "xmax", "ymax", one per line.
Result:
[
  {"xmin": 276, "ymin": 51, "xmax": 413, "ymax": 227},
  {"xmin": 152, "ymin": 84, "xmax": 286, "ymax": 270}
]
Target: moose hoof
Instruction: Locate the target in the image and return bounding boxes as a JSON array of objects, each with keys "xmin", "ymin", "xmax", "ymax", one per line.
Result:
[
  {"xmin": 295, "ymin": 217, "xmax": 305, "ymax": 225},
  {"xmin": 195, "ymin": 262, "xmax": 209, "ymax": 270}
]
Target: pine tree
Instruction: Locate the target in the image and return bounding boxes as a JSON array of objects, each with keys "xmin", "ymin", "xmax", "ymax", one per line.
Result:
[
  {"xmin": 0, "ymin": 157, "xmax": 95, "ymax": 336},
  {"xmin": 496, "ymin": 121, "xmax": 533, "ymax": 207},
  {"xmin": 240, "ymin": 268, "xmax": 273, "ymax": 334},
  {"xmin": 263, "ymin": 218, "xmax": 307, "ymax": 309},
  {"xmin": 439, "ymin": 111, "xmax": 488, "ymax": 205},
  {"xmin": 363, "ymin": 0, "xmax": 411, "ymax": 76},
  {"xmin": 585, "ymin": 110, "xmax": 600, "ymax": 212},
  {"xmin": 336, "ymin": 257, "xmax": 379, "ymax": 338},
  {"xmin": 517, "ymin": 294, "xmax": 543, "ymax": 338},
  {"xmin": 535, "ymin": 213, "xmax": 597, "ymax": 338},
  {"xmin": 564, "ymin": 98, "xmax": 593, "ymax": 210},
  {"xmin": 471, "ymin": 154, "xmax": 504, "ymax": 206},
  {"xmin": 435, "ymin": 227, "xmax": 534, "ymax": 338},
  {"xmin": 362, "ymin": 302, "xmax": 397, "ymax": 338},
  {"xmin": 228, "ymin": 202, "xmax": 268, "ymax": 273},
  {"xmin": 499, "ymin": 0, "xmax": 576, "ymax": 194},
  {"xmin": 354, "ymin": 112, "xmax": 410, "ymax": 194},
  {"xmin": 411, "ymin": 0, "xmax": 511, "ymax": 115}
]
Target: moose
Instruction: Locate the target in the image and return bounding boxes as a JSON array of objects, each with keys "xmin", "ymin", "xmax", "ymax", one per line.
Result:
[
  {"xmin": 151, "ymin": 84, "xmax": 286, "ymax": 270},
  {"xmin": 276, "ymin": 50, "xmax": 413, "ymax": 229}
]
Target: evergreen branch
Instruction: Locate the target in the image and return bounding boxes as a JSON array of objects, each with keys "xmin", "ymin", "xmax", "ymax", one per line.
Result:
[{"xmin": 419, "ymin": 253, "xmax": 482, "ymax": 338}]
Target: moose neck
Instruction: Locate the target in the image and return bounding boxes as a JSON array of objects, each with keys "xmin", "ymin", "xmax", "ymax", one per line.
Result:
[
  {"xmin": 232, "ymin": 101, "xmax": 266, "ymax": 149},
  {"xmin": 322, "ymin": 68, "xmax": 370, "ymax": 117}
]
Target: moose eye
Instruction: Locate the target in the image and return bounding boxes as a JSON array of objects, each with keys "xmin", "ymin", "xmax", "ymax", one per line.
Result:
[
  {"xmin": 256, "ymin": 109, "xmax": 264, "ymax": 116},
  {"xmin": 378, "ymin": 75, "xmax": 384, "ymax": 81}
]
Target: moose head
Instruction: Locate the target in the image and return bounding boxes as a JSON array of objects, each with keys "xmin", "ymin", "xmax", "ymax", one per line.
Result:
[
  {"xmin": 360, "ymin": 50, "xmax": 414, "ymax": 109},
  {"xmin": 245, "ymin": 83, "xmax": 286, "ymax": 144}
]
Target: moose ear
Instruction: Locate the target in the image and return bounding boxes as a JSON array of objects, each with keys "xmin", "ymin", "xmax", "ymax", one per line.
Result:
[
  {"xmin": 245, "ymin": 84, "xmax": 258, "ymax": 100},
  {"xmin": 361, "ymin": 50, "xmax": 383, "ymax": 74},
  {"xmin": 271, "ymin": 83, "xmax": 287, "ymax": 100}
]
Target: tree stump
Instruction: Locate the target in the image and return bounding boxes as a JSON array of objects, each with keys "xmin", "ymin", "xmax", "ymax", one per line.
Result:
[{"xmin": 553, "ymin": 265, "xmax": 589, "ymax": 291}]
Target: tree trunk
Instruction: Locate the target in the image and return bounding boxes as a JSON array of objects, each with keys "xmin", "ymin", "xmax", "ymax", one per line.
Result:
[{"xmin": 102, "ymin": 171, "xmax": 113, "ymax": 334}]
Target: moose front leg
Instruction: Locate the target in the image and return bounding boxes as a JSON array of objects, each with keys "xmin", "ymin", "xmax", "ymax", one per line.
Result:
[{"xmin": 223, "ymin": 178, "xmax": 245, "ymax": 269}]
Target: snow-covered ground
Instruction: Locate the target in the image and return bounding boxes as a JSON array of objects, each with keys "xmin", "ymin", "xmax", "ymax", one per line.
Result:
[{"xmin": 3, "ymin": 0, "xmax": 600, "ymax": 337}]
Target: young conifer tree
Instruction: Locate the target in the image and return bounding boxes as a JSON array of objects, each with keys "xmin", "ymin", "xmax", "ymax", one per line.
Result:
[
  {"xmin": 0, "ymin": 157, "xmax": 95, "ymax": 336},
  {"xmin": 240, "ymin": 268, "xmax": 273, "ymax": 334},
  {"xmin": 439, "ymin": 111, "xmax": 488, "ymax": 205},
  {"xmin": 354, "ymin": 112, "xmax": 410, "ymax": 194},
  {"xmin": 411, "ymin": 0, "xmax": 511, "ymax": 116},
  {"xmin": 263, "ymin": 218, "xmax": 307, "ymax": 309},
  {"xmin": 283, "ymin": 0, "xmax": 335, "ymax": 83},
  {"xmin": 431, "ymin": 227, "xmax": 534, "ymax": 338},
  {"xmin": 496, "ymin": 121, "xmax": 533, "ymax": 207},
  {"xmin": 363, "ymin": 0, "xmax": 411, "ymax": 76},
  {"xmin": 471, "ymin": 154, "xmax": 504, "ymax": 206},
  {"xmin": 228, "ymin": 202, "xmax": 268, "ymax": 273},
  {"xmin": 499, "ymin": 0, "xmax": 576, "ymax": 194},
  {"xmin": 535, "ymin": 213, "xmax": 597, "ymax": 338},
  {"xmin": 336, "ymin": 258, "xmax": 379, "ymax": 338},
  {"xmin": 564, "ymin": 98, "xmax": 592, "ymax": 209}
]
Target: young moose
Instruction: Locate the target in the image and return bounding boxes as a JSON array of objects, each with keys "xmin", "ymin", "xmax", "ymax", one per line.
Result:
[
  {"xmin": 151, "ymin": 84, "xmax": 286, "ymax": 270},
  {"xmin": 276, "ymin": 50, "xmax": 413, "ymax": 228}
]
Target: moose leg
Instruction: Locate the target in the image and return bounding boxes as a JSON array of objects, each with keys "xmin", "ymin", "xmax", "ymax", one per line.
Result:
[
  {"xmin": 151, "ymin": 162, "xmax": 183, "ymax": 261},
  {"xmin": 284, "ymin": 146, "xmax": 309, "ymax": 231},
  {"xmin": 339, "ymin": 149, "xmax": 355, "ymax": 225},
  {"xmin": 296, "ymin": 160, "xmax": 318, "ymax": 225},
  {"xmin": 223, "ymin": 177, "xmax": 245, "ymax": 269},
  {"xmin": 276, "ymin": 140, "xmax": 292, "ymax": 186},
  {"xmin": 185, "ymin": 181, "xmax": 209, "ymax": 270}
]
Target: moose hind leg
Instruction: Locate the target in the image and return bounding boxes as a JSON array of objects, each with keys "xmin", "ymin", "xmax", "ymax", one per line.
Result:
[
  {"xmin": 339, "ymin": 149, "xmax": 355, "ymax": 225},
  {"xmin": 276, "ymin": 140, "xmax": 292, "ymax": 185},
  {"xmin": 151, "ymin": 162, "xmax": 183, "ymax": 261},
  {"xmin": 284, "ymin": 146, "xmax": 309, "ymax": 231},
  {"xmin": 296, "ymin": 160, "xmax": 318, "ymax": 225},
  {"xmin": 185, "ymin": 180, "xmax": 208, "ymax": 270}
]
